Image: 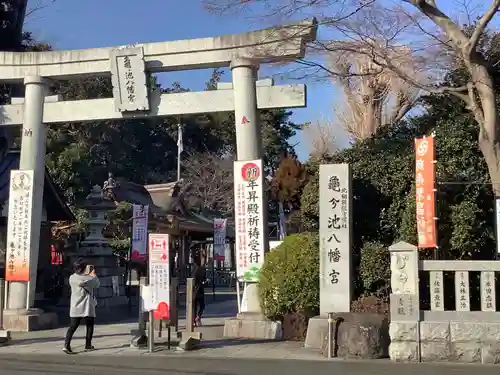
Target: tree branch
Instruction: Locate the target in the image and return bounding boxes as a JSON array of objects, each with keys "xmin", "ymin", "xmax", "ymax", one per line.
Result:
[{"xmin": 468, "ymin": 0, "xmax": 500, "ymax": 53}]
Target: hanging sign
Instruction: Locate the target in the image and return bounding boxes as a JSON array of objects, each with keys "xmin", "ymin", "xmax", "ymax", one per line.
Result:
[
  {"xmin": 131, "ymin": 204, "xmax": 149, "ymax": 261},
  {"xmin": 213, "ymin": 218, "xmax": 227, "ymax": 261}
]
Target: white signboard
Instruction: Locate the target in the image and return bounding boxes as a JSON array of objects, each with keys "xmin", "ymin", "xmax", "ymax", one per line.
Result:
[
  {"xmin": 131, "ymin": 204, "xmax": 148, "ymax": 261},
  {"xmin": 213, "ymin": 218, "xmax": 227, "ymax": 261},
  {"xmin": 319, "ymin": 164, "xmax": 352, "ymax": 314},
  {"xmin": 6, "ymin": 170, "xmax": 34, "ymax": 282},
  {"xmin": 110, "ymin": 46, "xmax": 150, "ymax": 112},
  {"xmin": 148, "ymin": 233, "xmax": 170, "ymax": 319},
  {"xmin": 234, "ymin": 159, "xmax": 265, "ymax": 282}
]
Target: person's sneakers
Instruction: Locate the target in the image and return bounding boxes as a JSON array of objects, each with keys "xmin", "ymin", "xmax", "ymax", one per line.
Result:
[
  {"xmin": 62, "ymin": 347, "xmax": 74, "ymax": 354},
  {"xmin": 195, "ymin": 316, "xmax": 202, "ymax": 327},
  {"xmin": 84, "ymin": 345, "xmax": 95, "ymax": 351}
]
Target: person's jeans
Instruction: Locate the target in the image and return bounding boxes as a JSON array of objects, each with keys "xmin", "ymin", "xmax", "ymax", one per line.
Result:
[
  {"xmin": 64, "ymin": 316, "xmax": 95, "ymax": 348},
  {"xmin": 194, "ymin": 294, "xmax": 205, "ymax": 319}
]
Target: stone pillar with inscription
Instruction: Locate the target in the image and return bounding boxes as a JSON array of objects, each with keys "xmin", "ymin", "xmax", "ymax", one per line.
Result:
[
  {"xmin": 76, "ymin": 184, "xmax": 128, "ymax": 312},
  {"xmin": 387, "ymin": 241, "xmax": 421, "ymax": 362},
  {"xmin": 319, "ymin": 164, "xmax": 352, "ymax": 314},
  {"xmin": 304, "ymin": 163, "xmax": 353, "ymax": 349}
]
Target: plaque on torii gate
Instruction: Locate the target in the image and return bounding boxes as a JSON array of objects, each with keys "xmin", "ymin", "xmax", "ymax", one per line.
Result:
[{"xmin": 0, "ymin": 18, "xmax": 317, "ymax": 330}]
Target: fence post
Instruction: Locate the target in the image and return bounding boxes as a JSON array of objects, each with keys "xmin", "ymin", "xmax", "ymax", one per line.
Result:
[
  {"xmin": 388, "ymin": 241, "xmax": 420, "ymax": 362},
  {"xmin": 170, "ymin": 277, "xmax": 178, "ymax": 332},
  {"xmin": 130, "ymin": 276, "xmax": 148, "ymax": 348},
  {"xmin": 327, "ymin": 312, "xmax": 334, "ymax": 359},
  {"xmin": 186, "ymin": 278, "xmax": 194, "ymax": 333},
  {"xmin": 179, "ymin": 277, "xmax": 201, "ymax": 350}
]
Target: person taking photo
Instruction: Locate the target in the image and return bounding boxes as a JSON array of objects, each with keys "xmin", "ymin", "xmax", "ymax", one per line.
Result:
[{"xmin": 63, "ymin": 258, "xmax": 100, "ymax": 354}]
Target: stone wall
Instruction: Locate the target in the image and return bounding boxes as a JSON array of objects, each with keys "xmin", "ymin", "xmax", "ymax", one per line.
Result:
[{"xmin": 390, "ymin": 321, "xmax": 500, "ymax": 364}]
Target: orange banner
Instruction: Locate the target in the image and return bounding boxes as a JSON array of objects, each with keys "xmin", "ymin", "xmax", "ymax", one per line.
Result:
[{"xmin": 415, "ymin": 135, "xmax": 437, "ymax": 248}]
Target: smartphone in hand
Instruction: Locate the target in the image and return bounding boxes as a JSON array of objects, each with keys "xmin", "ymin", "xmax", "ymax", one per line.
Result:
[{"xmin": 85, "ymin": 265, "xmax": 95, "ymax": 275}]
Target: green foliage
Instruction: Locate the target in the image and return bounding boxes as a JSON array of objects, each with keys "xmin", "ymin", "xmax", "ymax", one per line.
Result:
[
  {"xmin": 105, "ymin": 202, "xmax": 133, "ymax": 256},
  {"xmin": 359, "ymin": 241, "xmax": 391, "ymax": 296},
  {"xmin": 259, "ymin": 233, "xmax": 319, "ymax": 319},
  {"xmin": 298, "ymin": 35, "xmax": 500, "ymax": 297}
]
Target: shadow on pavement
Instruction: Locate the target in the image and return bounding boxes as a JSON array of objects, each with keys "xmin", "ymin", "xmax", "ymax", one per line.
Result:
[
  {"xmin": 200, "ymin": 338, "xmax": 281, "ymax": 349},
  {"xmin": 10, "ymin": 332, "xmax": 131, "ymax": 345}
]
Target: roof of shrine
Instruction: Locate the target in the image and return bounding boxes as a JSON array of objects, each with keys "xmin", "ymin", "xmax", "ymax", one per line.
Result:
[
  {"xmin": 106, "ymin": 178, "xmax": 234, "ymax": 237},
  {"xmin": 0, "ymin": 150, "xmax": 75, "ymax": 221}
]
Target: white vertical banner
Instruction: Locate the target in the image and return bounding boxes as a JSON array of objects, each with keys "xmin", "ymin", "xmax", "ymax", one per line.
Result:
[
  {"xmin": 5, "ymin": 170, "xmax": 34, "ymax": 282},
  {"xmin": 319, "ymin": 164, "xmax": 353, "ymax": 314},
  {"xmin": 234, "ymin": 159, "xmax": 265, "ymax": 282},
  {"xmin": 148, "ymin": 233, "xmax": 170, "ymax": 320},
  {"xmin": 213, "ymin": 218, "xmax": 227, "ymax": 261},
  {"xmin": 131, "ymin": 204, "xmax": 149, "ymax": 261}
]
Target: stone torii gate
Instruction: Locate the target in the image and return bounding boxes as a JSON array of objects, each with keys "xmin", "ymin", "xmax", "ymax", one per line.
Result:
[{"xmin": 0, "ymin": 19, "xmax": 317, "ymax": 330}]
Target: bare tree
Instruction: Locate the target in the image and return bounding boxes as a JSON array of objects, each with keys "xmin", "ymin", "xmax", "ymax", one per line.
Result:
[
  {"xmin": 180, "ymin": 152, "xmax": 234, "ymax": 216},
  {"xmin": 331, "ymin": 47, "xmax": 420, "ymax": 140},
  {"xmin": 302, "ymin": 117, "xmax": 341, "ymax": 157},
  {"xmin": 204, "ymin": 0, "xmax": 500, "ymax": 199},
  {"xmin": 327, "ymin": 1, "xmax": 500, "ymax": 196}
]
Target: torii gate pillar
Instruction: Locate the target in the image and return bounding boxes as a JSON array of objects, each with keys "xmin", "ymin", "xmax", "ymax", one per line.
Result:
[
  {"xmin": 230, "ymin": 58, "xmax": 270, "ymax": 319},
  {"xmin": 5, "ymin": 76, "xmax": 47, "ymax": 314},
  {"xmin": 231, "ymin": 58, "xmax": 262, "ymax": 161}
]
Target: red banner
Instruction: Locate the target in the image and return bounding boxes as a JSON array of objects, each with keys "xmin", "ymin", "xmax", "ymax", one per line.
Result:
[{"xmin": 415, "ymin": 135, "xmax": 437, "ymax": 248}]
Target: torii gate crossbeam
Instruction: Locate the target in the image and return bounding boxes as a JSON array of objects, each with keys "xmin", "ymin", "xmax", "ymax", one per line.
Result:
[{"xmin": 0, "ymin": 18, "xmax": 317, "ymax": 331}]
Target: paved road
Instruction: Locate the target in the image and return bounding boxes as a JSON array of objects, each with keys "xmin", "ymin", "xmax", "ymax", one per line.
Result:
[{"xmin": 0, "ymin": 354, "xmax": 499, "ymax": 375}]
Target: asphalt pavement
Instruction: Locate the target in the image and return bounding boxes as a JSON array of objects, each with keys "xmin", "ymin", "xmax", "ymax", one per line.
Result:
[{"xmin": 1, "ymin": 354, "xmax": 500, "ymax": 375}]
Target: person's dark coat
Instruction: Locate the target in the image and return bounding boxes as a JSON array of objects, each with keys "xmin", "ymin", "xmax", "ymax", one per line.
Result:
[{"xmin": 192, "ymin": 264, "xmax": 206, "ymax": 297}]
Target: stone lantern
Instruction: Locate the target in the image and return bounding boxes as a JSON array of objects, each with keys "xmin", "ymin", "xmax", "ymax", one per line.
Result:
[{"xmin": 77, "ymin": 181, "xmax": 127, "ymax": 310}]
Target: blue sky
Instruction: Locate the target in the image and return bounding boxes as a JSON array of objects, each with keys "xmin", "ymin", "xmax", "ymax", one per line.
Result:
[
  {"xmin": 25, "ymin": 0, "xmax": 336, "ymax": 160},
  {"xmin": 25, "ymin": 0, "xmax": 489, "ymax": 160}
]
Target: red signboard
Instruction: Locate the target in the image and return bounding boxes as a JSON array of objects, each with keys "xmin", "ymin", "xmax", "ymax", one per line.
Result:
[{"xmin": 415, "ymin": 135, "xmax": 437, "ymax": 248}]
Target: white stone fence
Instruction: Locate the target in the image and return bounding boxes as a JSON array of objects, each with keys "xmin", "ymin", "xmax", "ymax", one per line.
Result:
[{"xmin": 389, "ymin": 241, "xmax": 500, "ymax": 364}]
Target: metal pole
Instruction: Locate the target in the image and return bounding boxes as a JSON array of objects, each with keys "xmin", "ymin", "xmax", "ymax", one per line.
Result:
[
  {"xmin": 212, "ymin": 252, "xmax": 216, "ymax": 301},
  {"xmin": 167, "ymin": 325, "xmax": 171, "ymax": 350},
  {"xmin": 148, "ymin": 310, "xmax": 154, "ymax": 353},
  {"xmin": 0, "ymin": 279, "xmax": 4, "ymax": 329},
  {"xmin": 327, "ymin": 312, "xmax": 334, "ymax": 359},
  {"xmin": 236, "ymin": 280, "xmax": 241, "ymax": 313},
  {"xmin": 126, "ymin": 224, "xmax": 133, "ymax": 312},
  {"xmin": 138, "ymin": 277, "xmax": 147, "ymax": 336}
]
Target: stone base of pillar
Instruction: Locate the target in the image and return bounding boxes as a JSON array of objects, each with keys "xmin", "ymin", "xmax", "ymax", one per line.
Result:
[
  {"xmin": 223, "ymin": 282, "xmax": 281, "ymax": 340},
  {"xmin": 3, "ymin": 308, "xmax": 58, "ymax": 332},
  {"xmin": 304, "ymin": 315, "xmax": 329, "ymax": 349},
  {"xmin": 223, "ymin": 312, "xmax": 282, "ymax": 340}
]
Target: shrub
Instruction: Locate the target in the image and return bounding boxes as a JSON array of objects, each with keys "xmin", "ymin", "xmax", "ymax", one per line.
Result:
[
  {"xmin": 259, "ymin": 233, "xmax": 319, "ymax": 320},
  {"xmin": 359, "ymin": 241, "xmax": 390, "ymax": 296}
]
